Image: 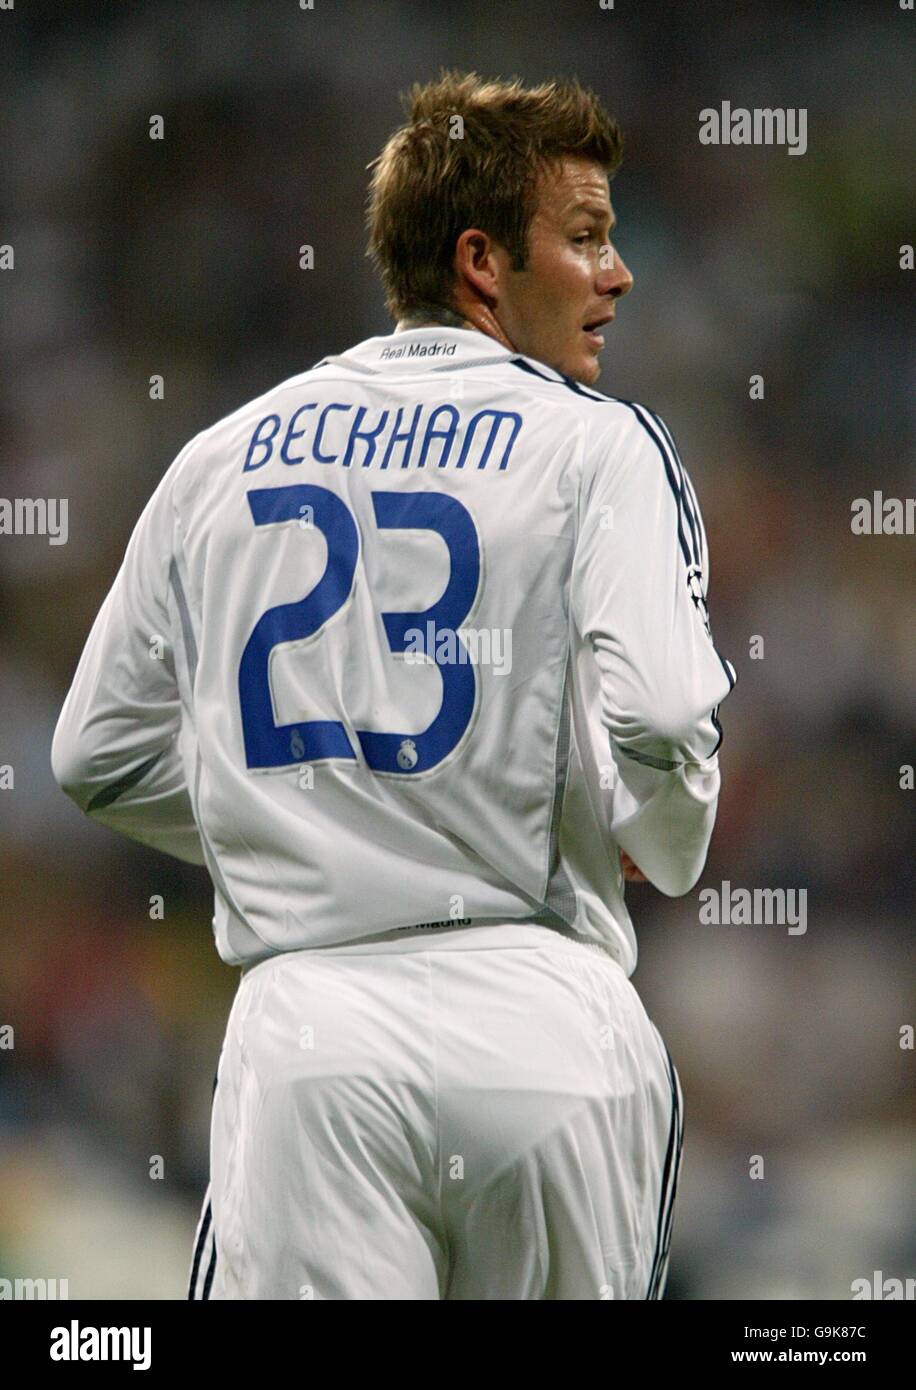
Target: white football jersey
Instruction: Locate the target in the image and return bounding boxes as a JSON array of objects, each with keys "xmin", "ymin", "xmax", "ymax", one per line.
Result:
[{"xmin": 52, "ymin": 326, "xmax": 736, "ymax": 975}]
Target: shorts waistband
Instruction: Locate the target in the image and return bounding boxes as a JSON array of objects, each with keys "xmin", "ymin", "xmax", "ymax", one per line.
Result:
[{"xmin": 240, "ymin": 920, "xmax": 625, "ymax": 971}]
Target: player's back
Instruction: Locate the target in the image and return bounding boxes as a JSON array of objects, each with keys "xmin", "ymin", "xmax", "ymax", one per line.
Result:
[
  {"xmin": 53, "ymin": 321, "xmax": 733, "ymax": 969},
  {"xmin": 171, "ymin": 326, "xmax": 610, "ymax": 962}
]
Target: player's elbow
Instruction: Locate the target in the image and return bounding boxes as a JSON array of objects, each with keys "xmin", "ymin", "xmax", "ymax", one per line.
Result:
[
  {"xmin": 649, "ymin": 856, "xmax": 708, "ymax": 898},
  {"xmin": 628, "ymin": 837, "xmax": 712, "ymax": 897},
  {"xmin": 51, "ymin": 749, "xmax": 82, "ymax": 805},
  {"xmin": 51, "ymin": 723, "xmax": 91, "ymax": 809},
  {"xmin": 615, "ymin": 762, "xmax": 720, "ymax": 898}
]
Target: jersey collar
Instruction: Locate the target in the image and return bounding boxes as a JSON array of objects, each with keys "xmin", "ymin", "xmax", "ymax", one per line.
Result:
[{"xmin": 315, "ymin": 326, "xmax": 517, "ymax": 374}]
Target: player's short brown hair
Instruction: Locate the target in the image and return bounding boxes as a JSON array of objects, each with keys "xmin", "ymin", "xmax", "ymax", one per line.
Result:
[{"xmin": 366, "ymin": 70, "xmax": 623, "ymax": 320}]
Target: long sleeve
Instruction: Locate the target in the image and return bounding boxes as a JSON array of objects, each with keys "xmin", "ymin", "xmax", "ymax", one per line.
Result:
[
  {"xmin": 571, "ymin": 403, "xmax": 736, "ymax": 895},
  {"xmin": 51, "ymin": 461, "xmax": 206, "ymax": 866}
]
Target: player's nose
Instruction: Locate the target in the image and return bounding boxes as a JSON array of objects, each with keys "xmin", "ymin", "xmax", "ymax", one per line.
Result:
[{"xmin": 598, "ymin": 243, "xmax": 634, "ymax": 300}]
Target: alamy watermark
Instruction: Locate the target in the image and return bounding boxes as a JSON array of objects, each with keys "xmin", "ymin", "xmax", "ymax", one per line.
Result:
[
  {"xmin": 50, "ymin": 1321, "xmax": 151, "ymax": 1370},
  {"xmin": 0, "ymin": 497, "xmax": 69, "ymax": 545},
  {"xmin": 699, "ymin": 102, "xmax": 807, "ymax": 156},
  {"xmin": 699, "ymin": 881, "xmax": 807, "ymax": 935},
  {"xmin": 0, "ymin": 1276, "xmax": 69, "ymax": 1299},
  {"xmin": 403, "ymin": 622, "xmax": 512, "ymax": 676},
  {"xmin": 850, "ymin": 1271, "xmax": 914, "ymax": 1300},
  {"xmin": 850, "ymin": 493, "xmax": 914, "ymax": 535}
]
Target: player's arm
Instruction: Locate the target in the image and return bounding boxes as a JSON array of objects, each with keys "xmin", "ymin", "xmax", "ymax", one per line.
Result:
[
  {"xmin": 51, "ymin": 458, "xmax": 206, "ymax": 866},
  {"xmin": 571, "ymin": 404, "xmax": 736, "ymax": 896}
]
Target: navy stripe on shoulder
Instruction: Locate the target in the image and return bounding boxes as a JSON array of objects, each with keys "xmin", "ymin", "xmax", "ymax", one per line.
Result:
[
  {"xmin": 510, "ymin": 357, "xmax": 616, "ymax": 402},
  {"xmin": 681, "ymin": 467, "xmax": 708, "ymax": 574},
  {"xmin": 626, "ymin": 402, "xmax": 694, "ymax": 569},
  {"xmin": 648, "ymin": 409, "xmax": 702, "ymax": 568},
  {"xmin": 511, "ymin": 357, "xmax": 562, "ymax": 386},
  {"xmin": 506, "ymin": 360, "xmax": 736, "ymax": 745},
  {"xmin": 507, "ymin": 363, "xmax": 697, "ymax": 570},
  {"xmin": 604, "ymin": 398, "xmax": 738, "ymax": 749}
]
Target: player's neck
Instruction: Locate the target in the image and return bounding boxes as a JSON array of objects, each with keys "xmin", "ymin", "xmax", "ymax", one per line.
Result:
[
  {"xmin": 394, "ymin": 301, "xmax": 517, "ymax": 354},
  {"xmin": 395, "ymin": 303, "xmax": 476, "ymax": 333}
]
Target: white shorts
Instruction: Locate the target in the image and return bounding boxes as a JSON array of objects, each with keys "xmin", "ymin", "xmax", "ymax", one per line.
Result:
[{"xmin": 188, "ymin": 922, "xmax": 683, "ymax": 1301}]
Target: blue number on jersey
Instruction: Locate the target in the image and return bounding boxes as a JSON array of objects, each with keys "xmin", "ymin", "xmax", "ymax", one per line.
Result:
[
  {"xmin": 238, "ymin": 484, "xmax": 481, "ymax": 773},
  {"xmin": 357, "ymin": 491, "xmax": 479, "ymax": 773},
  {"xmin": 239, "ymin": 485, "xmax": 359, "ymax": 769}
]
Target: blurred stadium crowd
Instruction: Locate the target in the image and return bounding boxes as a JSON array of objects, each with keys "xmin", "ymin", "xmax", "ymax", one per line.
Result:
[{"xmin": 0, "ymin": 0, "xmax": 912, "ymax": 1298}]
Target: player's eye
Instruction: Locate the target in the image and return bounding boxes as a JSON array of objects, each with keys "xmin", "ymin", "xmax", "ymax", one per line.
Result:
[{"xmin": 572, "ymin": 232, "xmax": 592, "ymax": 244}]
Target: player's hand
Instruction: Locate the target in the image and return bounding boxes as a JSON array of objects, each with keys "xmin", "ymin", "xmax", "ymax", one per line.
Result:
[{"xmin": 620, "ymin": 851, "xmax": 648, "ymax": 883}]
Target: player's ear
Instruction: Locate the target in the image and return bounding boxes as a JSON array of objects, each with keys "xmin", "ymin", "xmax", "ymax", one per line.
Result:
[{"xmin": 453, "ymin": 228, "xmax": 501, "ymax": 304}]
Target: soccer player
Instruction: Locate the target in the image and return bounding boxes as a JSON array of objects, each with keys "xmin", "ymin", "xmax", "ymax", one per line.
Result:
[{"xmin": 52, "ymin": 72, "xmax": 736, "ymax": 1300}]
